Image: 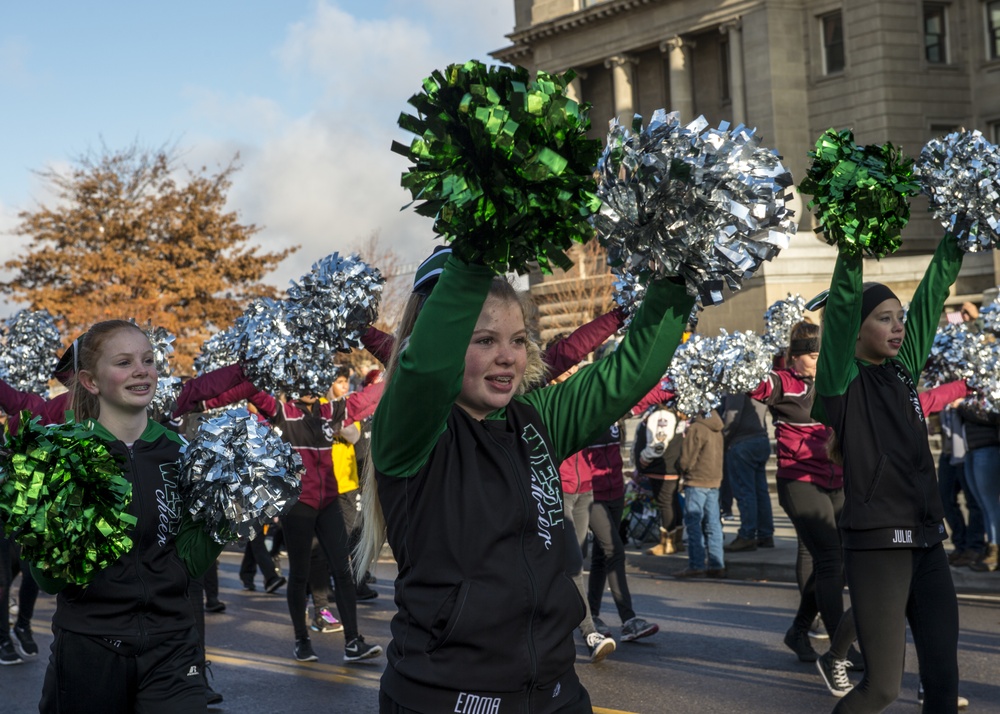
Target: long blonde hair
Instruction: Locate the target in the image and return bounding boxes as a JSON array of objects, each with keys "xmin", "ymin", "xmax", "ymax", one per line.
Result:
[
  {"xmin": 68, "ymin": 320, "xmax": 150, "ymax": 422},
  {"xmin": 353, "ymin": 277, "xmax": 542, "ymax": 581}
]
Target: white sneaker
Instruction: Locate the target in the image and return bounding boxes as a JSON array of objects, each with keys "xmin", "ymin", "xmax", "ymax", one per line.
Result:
[{"xmin": 585, "ymin": 632, "xmax": 615, "ymax": 664}]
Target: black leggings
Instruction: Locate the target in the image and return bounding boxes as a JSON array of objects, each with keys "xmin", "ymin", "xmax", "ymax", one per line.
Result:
[
  {"xmin": 282, "ymin": 500, "xmax": 357, "ymax": 641},
  {"xmin": 776, "ymin": 479, "xmax": 845, "ymax": 637},
  {"xmin": 587, "ymin": 496, "xmax": 635, "ymax": 623},
  {"xmin": 833, "ymin": 545, "xmax": 959, "ymax": 713},
  {"xmin": 649, "ymin": 478, "xmax": 682, "ymax": 532}
]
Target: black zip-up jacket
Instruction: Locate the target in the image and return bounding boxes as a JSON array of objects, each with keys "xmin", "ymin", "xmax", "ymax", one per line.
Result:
[
  {"xmin": 31, "ymin": 419, "xmax": 223, "ymax": 645},
  {"xmin": 815, "ymin": 238, "xmax": 963, "ymax": 550},
  {"xmin": 372, "ymin": 257, "xmax": 693, "ymax": 713}
]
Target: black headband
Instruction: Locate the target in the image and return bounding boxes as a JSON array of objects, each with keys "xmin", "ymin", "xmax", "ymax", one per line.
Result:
[
  {"xmin": 789, "ymin": 337, "xmax": 819, "ymax": 356},
  {"xmin": 860, "ymin": 282, "xmax": 900, "ymax": 323}
]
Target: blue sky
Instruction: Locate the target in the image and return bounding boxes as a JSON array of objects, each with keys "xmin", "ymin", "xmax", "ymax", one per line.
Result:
[{"xmin": 0, "ymin": 0, "xmax": 515, "ymax": 311}]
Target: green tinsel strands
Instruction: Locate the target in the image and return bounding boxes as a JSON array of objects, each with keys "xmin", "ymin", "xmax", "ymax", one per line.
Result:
[
  {"xmin": 798, "ymin": 128, "xmax": 920, "ymax": 259},
  {"xmin": 392, "ymin": 60, "xmax": 603, "ymax": 274},
  {"xmin": 0, "ymin": 414, "xmax": 136, "ymax": 585}
]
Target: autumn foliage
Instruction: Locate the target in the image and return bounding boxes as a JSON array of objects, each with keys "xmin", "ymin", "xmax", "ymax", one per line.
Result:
[{"xmin": 1, "ymin": 146, "xmax": 296, "ymax": 374}]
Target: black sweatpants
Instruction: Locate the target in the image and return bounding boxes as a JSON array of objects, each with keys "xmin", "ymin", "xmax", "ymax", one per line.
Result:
[
  {"xmin": 833, "ymin": 544, "xmax": 959, "ymax": 714},
  {"xmin": 39, "ymin": 628, "xmax": 205, "ymax": 713},
  {"xmin": 282, "ymin": 500, "xmax": 357, "ymax": 642},
  {"xmin": 587, "ymin": 496, "xmax": 636, "ymax": 623}
]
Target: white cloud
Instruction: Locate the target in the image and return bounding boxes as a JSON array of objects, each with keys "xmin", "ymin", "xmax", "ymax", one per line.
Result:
[{"xmin": 180, "ymin": 87, "xmax": 288, "ymax": 136}]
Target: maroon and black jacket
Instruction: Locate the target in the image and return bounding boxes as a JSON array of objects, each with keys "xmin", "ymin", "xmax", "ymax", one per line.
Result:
[{"xmin": 749, "ymin": 369, "xmax": 843, "ymax": 490}]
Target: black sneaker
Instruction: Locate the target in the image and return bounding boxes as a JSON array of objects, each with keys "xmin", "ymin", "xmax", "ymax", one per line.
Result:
[
  {"xmin": 845, "ymin": 645, "xmax": 865, "ymax": 671},
  {"xmin": 816, "ymin": 651, "xmax": 853, "ymax": 697},
  {"xmin": 11, "ymin": 624, "xmax": 38, "ymax": 658},
  {"xmin": 294, "ymin": 638, "xmax": 318, "ymax": 662},
  {"xmin": 205, "ymin": 600, "xmax": 226, "ymax": 614},
  {"xmin": 585, "ymin": 632, "xmax": 616, "ymax": 663},
  {"xmin": 203, "ymin": 661, "xmax": 223, "ymax": 705},
  {"xmin": 264, "ymin": 576, "xmax": 287, "ymax": 594},
  {"xmin": 620, "ymin": 617, "xmax": 659, "ymax": 642},
  {"xmin": 0, "ymin": 637, "xmax": 24, "ymax": 666},
  {"xmin": 783, "ymin": 626, "xmax": 818, "ymax": 662},
  {"xmin": 344, "ymin": 636, "xmax": 383, "ymax": 662},
  {"xmin": 355, "ymin": 582, "xmax": 379, "ymax": 601}
]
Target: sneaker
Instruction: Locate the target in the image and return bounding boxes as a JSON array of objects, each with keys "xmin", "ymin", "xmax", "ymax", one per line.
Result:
[
  {"xmin": 917, "ymin": 682, "xmax": 969, "ymax": 709},
  {"xmin": 809, "ymin": 614, "xmax": 829, "ymax": 640},
  {"xmin": 241, "ymin": 580, "xmax": 256, "ymax": 592},
  {"xmin": 11, "ymin": 624, "xmax": 38, "ymax": 657},
  {"xmin": 363, "ymin": 571, "xmax": 377, "ymax": 585},
  {"xmin": 0, "ymin": 637, "xmax": 24, "ymax": 665},
  {"xmin": 757, "ymin": 536, "xmax": 775, "ymax": 548},
  {"xmin": 344, "ymin": 636, "xmax": 383, "ymax": 662},
  {"xmin": 294, "ymin": 638, "xmax": 318, "ymax": 662},
  {"xmin": 311, "ymin": 610, "xmax": 344, "ymax": 634},
  {"xmin": 724, "ymin": 536, "xmax": 758, "ymax": 552},
  {"xmin": 672, "ymin": 567, "xmax": 707, "ymax": 579},
  {"xmin": 585, "ymin": 632, "xmax": 616, "ymax": 663},
  {"xmin": 203, "ymin": 661, "xmax": 223, "ymax": 705},
  {"xmin": 816, "ymin": 651, "xmax": 853, "ymax": 697},
  {"xmin": 784, "ymin": 626, "xmax": 818, "ymax": 662},
  {"xmin": 706, "ymin": 568, "xmax": 727, "ymax": 579},
  {"xmin": 845, "ymin": 645, "xmax": 865, "ymax": 671},
  {"xmin": 620, "ymin": 617, "xmax": 659, "ymax": 642},
  {"xmin": 264, "ymin": 576, "xmax": 287, "ymax": 594},
  {"xmin": 592, "ymin": 617, "xmax": 613, "ymax": 638},
  {"xmin": 355, "ymin": 582, "xmax": 379, "ymax": 601},
  {"xmin": 205, "ymin": 600, "xmax": 226, "ymax": 613}
]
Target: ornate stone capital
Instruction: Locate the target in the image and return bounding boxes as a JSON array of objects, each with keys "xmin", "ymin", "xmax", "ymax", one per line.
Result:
[
  {"xmin": 660, "ymin": 36, "xmax": 696, "ymax": 54},
  {"xmin": 604, "ymin": 54, "xmax": 639, "ymax": 70}
]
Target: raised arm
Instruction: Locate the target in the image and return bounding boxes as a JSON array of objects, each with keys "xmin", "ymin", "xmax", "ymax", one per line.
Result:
[{"xmin": 543, "ymin": 307, "xmax": 626, "ymax": 378}]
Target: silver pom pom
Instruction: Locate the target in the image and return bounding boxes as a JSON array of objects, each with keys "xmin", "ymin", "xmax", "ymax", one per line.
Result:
[
  {"xmin": 667, "ymin": 330, "xmax": 773, "ymax": 415},
  {"xmin": 593, "ymin": 110, "xmax": 797, "ymax": 305},
  {"xmin": 762, "ymin": 294, "xmax": 806, "ymax": 355},
  {"xmin": 129, "ymin": 321, "xmax": 180, "ymax": 415},
  {"xmin": 193, "ymin": 327, "xmax": 239, "ymax": 376},
  {"xmin": 914, "ymin": 129, "xmax": 1000, "ymax": 252},
  {"xmin": 0, "ymin": 309, "xmax": 62, "ymax": 396},
  {"xmin": 924, "ymin": 323, "xmax": 991, "ymax": 387},
  {"xmin": 180, "ymin": 407, "xmax": 304, "ymax": 543},
  {"xmin": 980, "ymin": 299, "xmax": 1000, "ymax": 336}
]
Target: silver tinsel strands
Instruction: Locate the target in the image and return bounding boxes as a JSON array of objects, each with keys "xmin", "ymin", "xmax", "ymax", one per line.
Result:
[
  {"xmin": 0, "ymin": 309, "xmax": 62, "ymax": 396},
  {"xmin": 923, "ymin": 323, "xmax": 991, "ymax": 387},
  {"xmin": 981, "ymin": 299, "xmax": 1000, "ymax": 336},
  {"xmin": 180, "ymin": 407, "xmax": 303, "ymax": 544},
  {"xmin": 593, "ymin": 110, "xmax": 797, "ymax": 305},
  {"xmin": 286, "ymin": 253, "xmax": 384, "ymax": 353},
  {"xmin": 193, "ymin": 327, "xmax": 239, "ymax": 376},
  {"xmin": 762, "ymin": 294, "xmax": 806, "ymax": 355},
  {"xmin": 914, "ymin": 129, "xmax": 1000, "ymax": 252},
  {"xmin": 667, "ymin": 330, "xmax": 773, "ymax": 416},
  {"xmin": 231, "ymin": 298, "xmax": 296, "ymax": 396}
]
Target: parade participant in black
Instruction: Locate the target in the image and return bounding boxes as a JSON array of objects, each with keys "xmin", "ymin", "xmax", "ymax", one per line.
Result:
[
  {"xmin": 356, "ymin": 249, "xmax": 693, "ymax": 713},
  {"xmin": 815, "ymin": 233, "xmax": 964, "ymax": 713}
]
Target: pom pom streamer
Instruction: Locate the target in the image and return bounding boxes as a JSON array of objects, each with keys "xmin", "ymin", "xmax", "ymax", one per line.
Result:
[
  {"xmin": 193, "ymin": 327, "xmax": 240, "ymax": 376},
  {"xmin": 129, "ymin": 320, "xmax": 180, "ymax": 416},
  {"xmin": 798, "ymin": 128, "xmax": 920, "ymax": 259},
  {"xmin": 180, "ymin": 407, "xmax": 304, "ymax": 544},
  {"xmin": 232, "ymin": 254, "xmax": 383, "ymax": 398},
  {"xmin": 980, "ymin": 299, "xmax": 1000, "ymax": 336},
  {"xmin": 593, "ymin": 110, "xmax": 796, "ymax": 306},
  {"xmin": 393, "ymin": 60, "xmax": 603, "ymax": 274},
  {"xmin": 968, "ymin": 341, "xmax": 1000, "ymax": 411},
  {"xmin": 923, "ymin": 323, "xmax": 992, "ymax": 388},
  {"xmin": 0, "ymin": 415, "xmax": 137, "ymax": 585},
  {"xmin": 666, "ymin": 331, "xmax": 773, "ymax": 416},
  {"xmin": 914, "ymin": 129, "xmax": 1000, "ymax": 252},
  {"xmin": 0, "ymin": 309, "xmax": 62, "ymax": 396},
  {"xmin": 762, "ymin": 294, "xmax": 806, "ymax": 354}
]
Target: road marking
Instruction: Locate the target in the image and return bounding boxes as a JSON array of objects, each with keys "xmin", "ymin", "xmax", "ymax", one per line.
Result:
[
  {"xmin": 206, "ymin": 647, "xmax": 382, "ymax": 686},
  {"xmin": 594, "ymin": 708, "xmax": 638, "ymax": 714}
]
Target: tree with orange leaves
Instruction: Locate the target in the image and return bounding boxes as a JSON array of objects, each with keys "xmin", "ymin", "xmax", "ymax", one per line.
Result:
[{"xmin": 1, "ymin": 145, "xmax": 296, "ymax": 374}]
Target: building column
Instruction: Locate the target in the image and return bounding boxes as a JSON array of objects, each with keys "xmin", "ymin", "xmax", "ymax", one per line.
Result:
[
  {"xmin": 563, "ymin": 73, "xmax": 584, "ymax": 104},
  {"xmin": 721, "ymin": 19, "xmax": 746, "ymax": 125},
  {"xmin": 604, "ymin": 55, "xmax": 638, "ymax": 120},
  {"xmin": 661, "ymin": 36, "xmax": 694, "ymax": 121}
]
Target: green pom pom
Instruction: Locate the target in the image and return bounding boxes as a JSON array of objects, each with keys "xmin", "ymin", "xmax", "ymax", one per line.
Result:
[
  {"xmin": 393, "ymin": 60, "xmax": 602, "ymax": 274},
  {"xmin": 798, "ymin": 128, "xmax": 920, "ymax": 259},
  {"xmin": 0, "ymin": 414, "xmax": 136, "ymax": 585}
]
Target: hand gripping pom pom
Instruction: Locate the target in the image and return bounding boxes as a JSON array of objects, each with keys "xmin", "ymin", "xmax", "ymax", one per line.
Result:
[
  {"xmin": 914, "ymin": 129, "xmax": 1000, "ymax": 252},
  {"xmin": 180, "ymin": 407, "xmax": 304, "ymax": 544},
  {"xmin": 593, "ymin": 111, "xmax": 797, "ymax": 306},
  {"xmin": 762, "ymin": 294, "xmax": 806, "ymax": 355},
  {"xmin": 798, "ymin": 128, "xmax": 920, "ymax": 259},
  {"xmin": 393, "ymin": 60, "xmax": 603, "ymax": 274},
  {"xmin": 0, "ymin": 310, "xmax": 62, "ymax": 396},
  {"xmin": 666, "ymin": 331, "xmax": 773, "ymax": 416},
  {"xmin": 0, "ymin": 415, "xmax": 137, "ymax": 585}
]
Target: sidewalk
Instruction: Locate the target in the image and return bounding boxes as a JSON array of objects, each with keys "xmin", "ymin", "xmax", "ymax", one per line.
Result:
[{"xmin": 623, "ymin": 488, "xmax": 1000, "ymax": 595}]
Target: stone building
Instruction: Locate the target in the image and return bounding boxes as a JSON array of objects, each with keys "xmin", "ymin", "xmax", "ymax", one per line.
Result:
[{"xmin": 493, "ymin": 0, "xmax": 1000, "ymax": 337}]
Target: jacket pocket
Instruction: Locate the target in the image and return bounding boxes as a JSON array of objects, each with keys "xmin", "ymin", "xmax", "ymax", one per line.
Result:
[
  {"xmin": 863, "ymin": 454, "xmax": 888, "ymax": 504},
  {"xmin": 425, "ymin": 580, "xmax": 472, "ymax": 654}
]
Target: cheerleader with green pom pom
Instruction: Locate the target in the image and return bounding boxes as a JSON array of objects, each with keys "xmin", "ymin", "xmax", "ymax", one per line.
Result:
[
  {"xmin": 807, "ymin": 130, "xmax": 964, "ymax": 712},
  {"xmin": 6, "ymin": 320, "xmax": 224, "ymax": 713}
]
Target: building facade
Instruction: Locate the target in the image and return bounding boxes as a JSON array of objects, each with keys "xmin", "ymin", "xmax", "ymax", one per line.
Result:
[{"xmin": 494, "ymin": 0, "xmax": 1000, "ymax": 335}]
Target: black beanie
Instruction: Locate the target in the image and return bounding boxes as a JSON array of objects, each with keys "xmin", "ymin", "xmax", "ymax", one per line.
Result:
[{"xmin": 860, "ymin": 282, "xmax": 900, "ymax": 323}]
